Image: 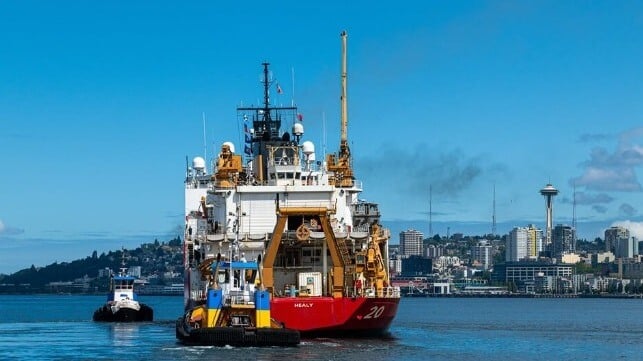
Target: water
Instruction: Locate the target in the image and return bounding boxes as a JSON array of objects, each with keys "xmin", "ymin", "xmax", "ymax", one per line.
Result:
[{"xmin": 1, "ymin": 295, "xmax": 642, "ymax": 360}]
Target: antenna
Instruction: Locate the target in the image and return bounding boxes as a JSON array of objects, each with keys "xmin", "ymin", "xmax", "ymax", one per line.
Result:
[
  {"xmin": 492, "ymin": 184, "xmax": 497, "ymax": 236},
  {"xmin": 322, "ymin": 111, "xmax": 327, "ymax": 157},
  {"xmin": 572, "ymin": 181, "xmax": 577, "ymax": 242},
  {"xmin": 429, "ymin": 184, "xmax": 433, "ymax": 237},
  {"xmin": 202, "ymin": 112, "xmax": 207, "ymax": 160},
  {"xmin": 291, "ymin": 67, "xmax": 295, "ymax": 107}
]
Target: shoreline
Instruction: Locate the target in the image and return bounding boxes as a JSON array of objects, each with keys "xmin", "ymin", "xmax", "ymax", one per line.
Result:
[
  {"xmin": 403, "ymin": 293, "xmax": 643, "ymax": 299},
  {"xmin": 1, "ymin": 291, "xmax": 642, "ymax": 299}
]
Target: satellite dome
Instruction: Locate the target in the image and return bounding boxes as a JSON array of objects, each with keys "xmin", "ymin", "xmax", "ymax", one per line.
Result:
[
  {"xmin": 222, "ymin": 141, "xmax": 235, "ymax": 153},
  {"xmin": 192, "ymin": 157, "xmax": 206, "ymax": 170},
  {"xmin": 302, "ymin": 141, "xmax": 315, "ymax": 155},
  {"xmin": 292, "ymin": 123, "xmax": 304, "ymax": 136}
]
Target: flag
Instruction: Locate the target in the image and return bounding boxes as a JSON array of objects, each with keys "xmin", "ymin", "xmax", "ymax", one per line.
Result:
[
  {"xmin": 245, "ymin": 134, "xmax": 252, "ymax": 143},
  {"xmin": 276, "ymin": 83, "xmax": 283, "ymax": 94},
  {"xmin": 244, "ymin": 123, "xmax": 249, "ymax": 134},
  {"xmin": 297, "ymin": 113, "xmax": 304, "ymax": 121},
  {"xmin": 244, "ymin": 145, "xmax": 252, "ymax": 155}
]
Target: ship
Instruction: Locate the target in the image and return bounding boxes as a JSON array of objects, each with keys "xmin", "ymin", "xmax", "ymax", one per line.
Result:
[
  {"xmin": 181, "ymin": 31, "xmax": 400, "ymax": 338},
  {"xmin": 175, "ymin": 254, "xmax": 300, "ymax": 346},
  {"xmin": 93, "ymin": 255, "xmax": 154, "ymax": 322}
]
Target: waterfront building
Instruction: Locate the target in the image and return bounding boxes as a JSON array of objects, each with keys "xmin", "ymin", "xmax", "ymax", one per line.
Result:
[
  {"xmin": 491, "ymin": 261, "xmax": 574, "ymax": 293},
  {"xmin": 534, "ymin": 274, "xmax": 553, "ymax": 293},
  {"xmin": 389, "ymin": 255, "xmax": 403, "ymax": 277},
  {"xmin": 612, "ymin": 259, "xmax": 643, "ymax": 279},
  {"xmin": 128, "ymin": 265, "xmax": 142, "ymax": 278},
  {"xmin": 98, "ymin": 268, "xmax": 111, "ymax": 278},
  {"xmin": 431, "ymin": 282, "xmax": 451, "ymax": 295},
  {"xmin": 605, "ymin": 226, "xmax": 629, "ymax": 254},
  {"xmin": 400, "ymin": 255, "xmax": 433, "ymax": 277},
  {"xmin": 552, "ymin": 224, "xmax": 575, "ymax": 258},
  {"xmin": 400, "ymin": 229, "xmax": 424, "ymax": 256}
]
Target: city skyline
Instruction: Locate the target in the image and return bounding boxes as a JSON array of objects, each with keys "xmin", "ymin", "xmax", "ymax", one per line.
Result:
[{"xmin": 2, "ymin": 1, "xmax": 643, "ymax": 273}]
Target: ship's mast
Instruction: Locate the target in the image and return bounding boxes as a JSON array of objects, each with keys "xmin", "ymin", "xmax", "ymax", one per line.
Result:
[
  {"xmin": 326, "ymin": 30, "xmax": 354, "ymax": 187},
  {"xmin": 262, "ymin": 62, "xmax": 271, "ymax": 114},
  {"xmin": 340, "ymin": 31, "xmax": 349, "ymax": 151}
]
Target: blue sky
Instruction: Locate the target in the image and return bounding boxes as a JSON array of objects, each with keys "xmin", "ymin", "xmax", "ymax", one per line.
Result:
[{"xmin": 2, "ymin": 1, "xmax": 643, "ymax": 273}]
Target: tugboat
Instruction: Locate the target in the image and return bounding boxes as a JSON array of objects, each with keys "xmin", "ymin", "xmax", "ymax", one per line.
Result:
[
  {"xmin": 181, "ymin": 31, "xmax": 400, "ymax": 338},
  {"xmin": 93, "ymin": 254, "xmax": 153, "ymax": 322},
  {"xmin": 175, "ymin": 255, "xmax": 300, "ymax": 346}
]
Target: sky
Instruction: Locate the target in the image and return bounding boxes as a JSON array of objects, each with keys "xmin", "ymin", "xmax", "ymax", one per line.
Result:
[{"xmin": 2, "ymin": 1, "xmax": 643, "ymax": 274}]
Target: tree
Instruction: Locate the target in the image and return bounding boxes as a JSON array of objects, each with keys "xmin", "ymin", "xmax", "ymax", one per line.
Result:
[{"xmin": 574, "ymin": 262, "xmax": 596, "ymax": 275}]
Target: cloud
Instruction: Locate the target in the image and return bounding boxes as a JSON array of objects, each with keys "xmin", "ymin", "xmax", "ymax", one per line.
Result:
[
  {"xmin": 592, "ymin": 205, "xmax": 608, "ymax": 214},
  {"xmin": 610, "ymin": 220, "xmax": 643, "ymax": 240},
  {"xmin": 571, "ymin": 127, "xmax": 643, "ymax": 192},
  {"xmin": 0, "ymin": 220, "xmax": 24, "ymax": 236},
  {"xmin": 560, "ymin": 192, "xmax": 613, "ymax": 205},
  {"xmin": 578, "ymin": 133, "xmax": 613, "ymax": 143},
  {"xmin": 417, "ymin": 210, "xmax": 452, "ymax": 217},
  {"xmin": 573, "ymin": 167, "xmax": 641, "ymax": 191},
  {"xmin": 357, "ymin": 143, "xmax": 503, "ymax": 197},
  {"xmin": 619, "ymin": 203, "xmax": 637, "ymax": 217}
]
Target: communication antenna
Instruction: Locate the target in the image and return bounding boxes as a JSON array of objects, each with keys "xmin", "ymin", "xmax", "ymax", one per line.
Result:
[
  {"xmin": 492, "ymin": 184, "xmax": 497, "ymax": 236},
  {"xmin": 572, "ymin": 182, "xmax": 577, "ymax": 242},
  {"xmin": 429, "ymin": 184, "xmax": 433, "ymax": 237},
  {"xmin": 291, "ymin": 67, "xmax": 296, "ymax": 107},
  {"xmin": 202, "ymin": 112, "xmax": 207, "ymax": 160},
  {"xmin": 322, "ymin": 111, "xmax": 327, "ymax": 158}
]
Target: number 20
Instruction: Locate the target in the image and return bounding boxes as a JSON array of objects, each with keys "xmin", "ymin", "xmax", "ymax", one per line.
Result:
[{"xmin": 363, "ymin": 306, "xmax": 385, "ymax": 319}]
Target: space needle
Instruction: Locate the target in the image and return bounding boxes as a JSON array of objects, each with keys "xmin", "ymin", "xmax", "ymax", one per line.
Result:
[{"xmin": 540, "ymin": 183, "xmax": 559, "ymax": 250}]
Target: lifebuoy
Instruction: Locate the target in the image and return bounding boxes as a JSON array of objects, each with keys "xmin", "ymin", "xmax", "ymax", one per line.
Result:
[{"xmin": 296, "ymin": 224, "xmax": 311, "ymax": 241}]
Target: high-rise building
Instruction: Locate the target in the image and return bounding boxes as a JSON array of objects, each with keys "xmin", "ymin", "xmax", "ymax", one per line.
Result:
[
  {"xmin": 552, "ymin": 224, "xmax": 575, "ymax": 257},
  {"xmin": 616, "ymin": 236, "xmax": 637, "ymax": 259},
  {"xmin": 426, "ymin": 244, "xmax": 444, "ymax": 258},
  {"xmin": 472, "ymin": 240, "xmax": 493, "ymax": 270},
  {"xmin": 507, "ymin": 227, "xmax": 529, "ymax": 262},
  {"xmin": 389, "ymin": 255, "xmax": 403, "ymax": 277},
  {"xmin": 526, "ymin": 224, "xmax": 543, "ymax": 258},
  {"xmin": 605, "ymin": 226, "xmax": 629, "ymax": 254},
  {"xmin": 400, "ymin": 229, "xmax": 424, "ymax": 257}
]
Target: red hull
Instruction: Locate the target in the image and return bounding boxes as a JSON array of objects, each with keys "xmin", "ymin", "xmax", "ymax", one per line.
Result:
[{"xmin": 270, "ymin": 297, "xmax": 400, "ymax": 336}]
